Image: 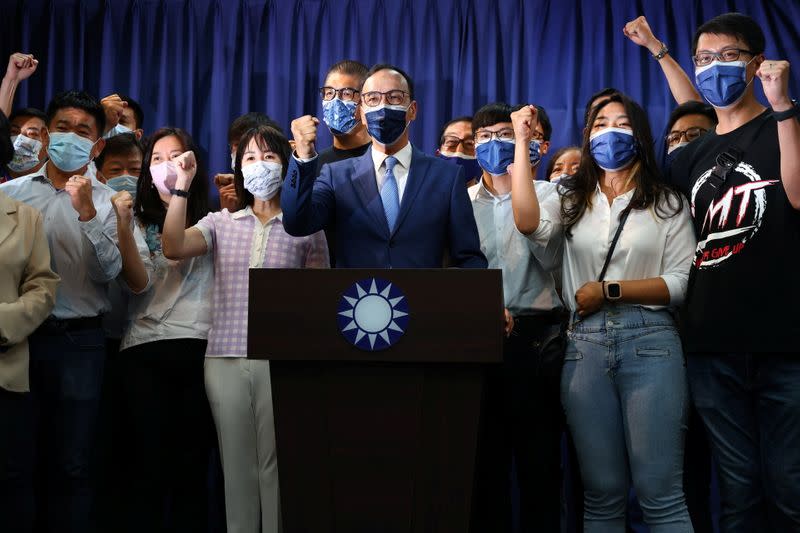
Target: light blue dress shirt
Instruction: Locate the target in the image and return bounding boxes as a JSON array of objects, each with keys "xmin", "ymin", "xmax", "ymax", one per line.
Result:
[
  {"xmin": 1, "ymin": 165, "xmax": 123, "ymax": 319},
  {"xmin": 469, "ymin": 179, "xmax": 564, "ymax": 316}
]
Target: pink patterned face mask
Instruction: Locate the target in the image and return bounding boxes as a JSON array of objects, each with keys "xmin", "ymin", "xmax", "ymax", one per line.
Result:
[{"xmin": 150, "ymin": 160, "xmax": 178, "ymax": 196}]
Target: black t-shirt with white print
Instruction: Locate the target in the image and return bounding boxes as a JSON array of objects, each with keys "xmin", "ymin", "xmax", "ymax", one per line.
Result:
[{"xmin": 668, "ymin": 109, "xmax": 800, "ymax": 353}]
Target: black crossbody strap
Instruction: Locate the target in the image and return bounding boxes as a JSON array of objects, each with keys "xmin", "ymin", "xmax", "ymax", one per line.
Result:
[
  {"xmin": 598, "ymin": 206, "xmax": 632, "ymax": 282},
  {"xmin": 694, "ymin": 114, "xmax": 772, "ymax": 209}
]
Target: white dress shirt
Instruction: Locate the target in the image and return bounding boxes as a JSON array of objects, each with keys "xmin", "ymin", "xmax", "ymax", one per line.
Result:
[
  {"xmin": 0, "ymin": 165, "xmax": 123, "ymax": 319},
  {"xmin": 293, "ymin": 143, "xmax": 414, "ymax": 202},
  {"xmin": 529, "ymin": 184, "xmax": 696, "ymax": 311},
  {"xmin": 121, "ymin": 220, "xmax": 213, "ymax": 351},
  {"xmin": 469, "ymin": 179, "xmax": 563, "ymax": 316},
  {"xmin": 370, "ymin": 142, "xmax": 413, "ymax": 203}
]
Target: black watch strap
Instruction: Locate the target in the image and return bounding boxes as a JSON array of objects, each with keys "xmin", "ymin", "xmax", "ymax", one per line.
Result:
[
  {"xmin": 170, "ymin": 188, "xmax": 190, "ymax": 198},
  {"xmin": 773, "ymin": 100, "xmax": 800, "ymax": 122}
]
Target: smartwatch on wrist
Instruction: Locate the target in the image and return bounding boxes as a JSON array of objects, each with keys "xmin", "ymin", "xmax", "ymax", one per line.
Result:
[
  {"xmin": 604, "ymin": 281, "xmax": 622, "ymax": 301},
  {"xmin": 773, "ymin": 99, "xmax": 800, "ymax": 122},
  {"xmin": 170, "ymin": 188, "xmax": 190, "ymax": 198}
]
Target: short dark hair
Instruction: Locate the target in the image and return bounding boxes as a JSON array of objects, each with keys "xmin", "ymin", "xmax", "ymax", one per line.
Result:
[
  {"xmin": 365, "ymin": 64, "xmax": 415, "ymax": 101},
  {"xmin": 438, "ymin": 116, "xmax": 473, "ymax": 145},
  {"xmin": 134, "ymin": 127, "xmax": 210, "ymax": 229},
  {"xmin": 584, "ymin": 87, "xmax": 620, "ymax": 125},
  {"xmin": 692, "ymin": 12, "xmax": 765, "ymax": 56},
  {"xmin": 95, "ymin": 132, "xmax": 143, "ymax": 170},
  {"xmin": 665, "ymin": 101, "xmax": 717, "ymax": 136},
  {"xmin": 45, "ymin": 90, "xmax": 106, "ymax": 138},
  {"xmin": 120, "ymin": 95, "xmax": 144, "ymax": 130},
  {"xmin": 472, "ymin": 103, "xmax": 515, "ymax": 134},
  {"xmin": 0, "ymin": 111, "xmax": 14, "ymax": 171},
  {"xmin": 535, "ymin": 105, "xmax": 552, "ymax": 142},
  {"xmin": 227, "ymin": 112, "xmax": 283, "ymax": 146},
  {"xmin": 325, "ymin": 60, "xmax": 369, "ymax": 90},
  {"xmin": 9, "ymin": 107, "xmax": 47, "ymax": 124},
  {"xmin": 233, "ymin": 125, "xmax": 292, "ymax": 210}
]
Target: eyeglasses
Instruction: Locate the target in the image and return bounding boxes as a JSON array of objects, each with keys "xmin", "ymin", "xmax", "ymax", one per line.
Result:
[
  {"xmin": 693, "ymin": 48, "xmax": 755, "ymax": 67},
  {"xmin": 666, "ymin": 126, "xmax": 708, "ymax": 145},
  {"xmin": 530, "ymin": 130, "xmax": 545, "ymax": 142},
  {"xmin": 474, "ymin": 128, "xmax": 515, "ymax": 144},
  {"xmin": 319, "ymin": 86, "xmax": 360, "ymax": 102},
  {"xmin": 361, "ymin": 90, "xmax": 409, "ymax": 107},
  {"xmin": 442, "ymin": 135, "xmax": 476, "ymax": 151}
]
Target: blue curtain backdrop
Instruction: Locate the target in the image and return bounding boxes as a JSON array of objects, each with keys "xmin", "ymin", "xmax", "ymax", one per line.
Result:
[{"xmin": 1, "ymin": 0, "xmax": 798, "ymax": 187}]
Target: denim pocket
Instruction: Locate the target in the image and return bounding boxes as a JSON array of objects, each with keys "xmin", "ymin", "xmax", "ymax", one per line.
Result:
[
  {"xmin": 636, "ymin": 347, "xmax": 671, "ymax": 357},
  {"xmin": 564, "ymin": 349, "xmax": 583, "ymax": 361}
]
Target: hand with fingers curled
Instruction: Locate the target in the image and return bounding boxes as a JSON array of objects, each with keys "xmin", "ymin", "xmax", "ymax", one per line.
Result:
[{"xmin": 290, "ymin": 115, "xmax": 320, "ymax": 160}]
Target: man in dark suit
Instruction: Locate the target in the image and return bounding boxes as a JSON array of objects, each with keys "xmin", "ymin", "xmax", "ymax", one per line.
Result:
[{"xmin": 281, "ymin": 64, "xmax": 487, "ymax": 269}]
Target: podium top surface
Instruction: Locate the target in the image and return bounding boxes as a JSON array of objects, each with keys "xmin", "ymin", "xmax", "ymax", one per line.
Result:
[{"xmin": 248, "ymin": 268, "xmax": 503, "ymax": 363}]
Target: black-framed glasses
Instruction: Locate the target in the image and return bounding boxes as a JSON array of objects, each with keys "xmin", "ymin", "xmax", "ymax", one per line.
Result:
[
  {"xmin": 441, "ymin": 135, "xmax": 476, "ymax": 151},
  {"xmin": 361, "ymin": 90, "xmax": 409, "ymax": 107},
  {"xmin": 474, "ymin": 128, "xmax": 515, "ymax": 144},
  {"xmin": 693, "ymin": 48, "xmax": 755, "ymax": 67},
  {"xmin": 666, "ymin": 126, "xmax": 708, "ymax": 145},
  {"xmin": 319, "ymin": 86, "xmax": 360, "ymax": 102}
]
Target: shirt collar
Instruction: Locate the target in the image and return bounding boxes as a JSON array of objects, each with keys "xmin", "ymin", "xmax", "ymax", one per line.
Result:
[
  {"xmin": 371, "ymin": 142, "xmax": 413, "ymax": 173},
  {"xmin": 594, "ymin": 182, "xmax": 636, "ymax": 202},
  {"xmin": 31, "ymin": 162, "xmax": 105, "ymax": 189},
  {"xmin": 232, "ymin": 205, "xmax": 283, "ymax": 223},
  {"xmin": 474, "ymin": 177, "xmax": 512, "ymax": 202}
]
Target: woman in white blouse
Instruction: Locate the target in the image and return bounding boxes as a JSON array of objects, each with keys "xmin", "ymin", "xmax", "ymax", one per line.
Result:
[
  {"xmin": 510, "ymin": 94, "xmax": 697, "ymax": 533},
  {"xmin": 112, "ymin": 127, "xmax": 213, "ymax": 532}
]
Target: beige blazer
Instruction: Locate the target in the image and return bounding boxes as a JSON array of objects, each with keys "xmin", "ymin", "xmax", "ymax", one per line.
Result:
[{"xmin": 0, "ymin": 190, "xmax": 59, "ymax": 392}]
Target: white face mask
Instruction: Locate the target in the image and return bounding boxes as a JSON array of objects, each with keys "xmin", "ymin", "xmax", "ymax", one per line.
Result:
[
  {"xmin": 230, "ymin": 152, "xmax": 236, "ymax": 172},
  {"xmin": 667, "ymin": 142, "xmax": 690, "ymax": 155},
  {"xmin": 8, "ymin": 134, "xmax": 43, "ymax": 173},
  {"xmin": 242, "ymin": 160, "xmax": 283, "ymax": 200}
]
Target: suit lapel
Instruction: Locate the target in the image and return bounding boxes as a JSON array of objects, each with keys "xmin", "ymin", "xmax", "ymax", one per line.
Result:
[
  {"xmin": 0, "ymin": 194, "xmax": 18, "ymax": 248},
  {"xmin": 392, "ymin": 146, "xmax": 429, "ymax": 236},
  {"xmin": 351, "ymin": 149, "xmax": 391, "ymax": 236}
]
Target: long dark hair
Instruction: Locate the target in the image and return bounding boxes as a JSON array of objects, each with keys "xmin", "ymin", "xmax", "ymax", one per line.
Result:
[
  {"xmin": 233, "ymin": 125, "xmax": 291, "ymax": 211},
  {"xmin": 134, "ymin": 127, "xmax": 210, "ymax": 229},
  {"xmin": 560, "ymin": 93, "xmax": 683, "ymax": 237}
]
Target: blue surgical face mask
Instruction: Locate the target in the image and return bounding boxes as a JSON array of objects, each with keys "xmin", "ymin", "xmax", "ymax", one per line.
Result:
[
  {"xmin": 476, "ymin": 139, "xmax": 516, "ymax": 176},
  {"xmin": 529, "ymin": 140, "xmax": 542, "ymax": 167},
  {"xmin": 589, "ymin": 127, "xmax": 637, "ymax": 172},
  {"xmin": 365, "ymin": 104, "xmax": 409, "ymax": 146},
  {"xmin": 695, "ymin": 58, "xmax": 754, "ymax": 109},
  {"xmin": 47, "ymin": 131, "xmax": 97, "ymax": 172},
  {"xmin": 104, "ymin": 123, "xmax": 133, "ymax": 139},
  {"xmin": 106, "ymin": 174, "xmax": 139, "ymax": 199},
  {"xmin": 437, "ymin": 152, "xmax": 483, "ymax": 183},
  {"xmin": 322, "ymin": 98, "xmax": 359, "ymax": 136},
  {"xmin": 8, "ymin": 134, "xmax": 43, "ymax": 173}
]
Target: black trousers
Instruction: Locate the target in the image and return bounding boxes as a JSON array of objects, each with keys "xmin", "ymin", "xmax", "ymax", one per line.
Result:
[
  {"xmin": 472, "ymin": 315, "xmax": 565, "ymax": 533},
  {"xmin": 0, "ymin": 386, "xmax": 35, "ymax": 533},
  {"xmin": 120, "ymin": 338, "xmax": 212, "ymax": 533}
]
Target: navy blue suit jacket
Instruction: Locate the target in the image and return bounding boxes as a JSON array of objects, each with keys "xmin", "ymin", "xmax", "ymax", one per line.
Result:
[{"xmin": 281, "ymin": 145, "xmax": 487, "ymax": 269}]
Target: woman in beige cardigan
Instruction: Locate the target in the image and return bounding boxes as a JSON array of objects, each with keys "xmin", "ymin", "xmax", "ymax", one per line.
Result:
[{"xmin": 0, "ymin": 110, "xmax": 59, "ymax": 532}]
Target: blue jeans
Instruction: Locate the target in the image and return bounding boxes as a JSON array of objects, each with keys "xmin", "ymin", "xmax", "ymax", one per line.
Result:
[
  {"xmin": 28, "ymin": 327, "xmax": 105, "ymax": 533},
  {"xmin": 687, "ymin": 352, "xmax": 800, "ymax": 533},
  {"xmin": 562, "ymin": 305, "xmax": 693, "ymax": 533}
]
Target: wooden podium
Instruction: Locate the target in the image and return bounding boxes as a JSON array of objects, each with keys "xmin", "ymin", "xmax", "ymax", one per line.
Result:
[{"xmin": 248, "ymin": 268, "xmax": 503, "ymax": 533}]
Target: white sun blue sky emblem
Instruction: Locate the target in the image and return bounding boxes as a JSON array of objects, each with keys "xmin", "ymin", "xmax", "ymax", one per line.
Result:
[{"xmin": 337, "ymin": 278, "xmax": 409, "ymax": 351}]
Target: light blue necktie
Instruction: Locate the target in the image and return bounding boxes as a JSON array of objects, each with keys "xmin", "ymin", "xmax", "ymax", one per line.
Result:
[{"xmin": 380, "ymin": 156, "xmax": 400, "ymax": 232}]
